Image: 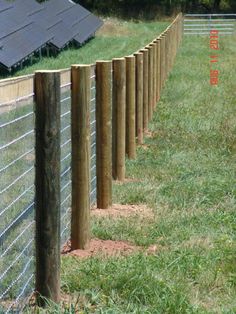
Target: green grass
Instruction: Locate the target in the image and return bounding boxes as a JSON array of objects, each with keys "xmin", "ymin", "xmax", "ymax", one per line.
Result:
[
  {"xmin": 56, "ymin": 33, "xmax": 236, "ymax": 313},
  {"xmin": 2, "ymin": 18, "xmax": 169, "ymax": 78}
]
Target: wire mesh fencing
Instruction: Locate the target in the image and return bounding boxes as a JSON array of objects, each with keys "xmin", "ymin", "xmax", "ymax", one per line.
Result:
[
  {"xmin": 60, "ymin": 82, "xmax": 72, "ymax": 248},
  {"xmin": 0, "ymin": 94, "xmax": 35, "ymax": 313},
  {"xmin": 90, "ymin": 65, "xmax": 97, "ymax": 206},
  {"xmin": 0, "ymin": 13, "xmax": 183, "ymax": 310},
  {"xmin": 0, "ymin": 67, "xmax": 99, "ymax": 312},
  {"xmin": 184, "ymin": 14, "xmax": 236, "ymax": 35}
]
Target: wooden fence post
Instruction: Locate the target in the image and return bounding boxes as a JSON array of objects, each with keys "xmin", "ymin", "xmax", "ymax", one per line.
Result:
[
  {"xmin": 146, "ymin": 44, "xmax": 154, "ymax": 121},
  {"xmin": 134, "ymin": 52, "xmax": 144, "ymax": 145},
  {"xmin": 139, "ymin": 49, "xmax": 149, "ymax": 131},
  {"xmin": 34, "ymin": 70, "xmax": 61, "ymax": 306},
  {"xmin": 71, "ymin": 65, "xmax": 91, "ymax": 250},
  {"xmin": 160, "ymin": 34, "xmax": 165, "ymax": 89},
  {"xmin": 151, "ymin": 42, "xmax": 157, "ymax": 109},
  {"xmin": 165, "ymin": 29, "xmax": 170, "ymax": 76},
  {"xmin": 171, "ymin": 26, "xmax": 174, "ymax": 68},
  {"xmin": 112, "ymin": 58, "xmax": 126, "ymax": 181},
  {"xmin": 125, "ymin": 55, "xmax": 136, "ymax": 159},
  {"xmin": 163, "ymin": 32, "xmax": 167, "ymax": 82},
  {"xmin": 96, "ymin": 61, "xmax": 112, "ymax": 208},
  {"xmin": 155, "ymin": 39, "xmax": 161, "ymax": 102}
]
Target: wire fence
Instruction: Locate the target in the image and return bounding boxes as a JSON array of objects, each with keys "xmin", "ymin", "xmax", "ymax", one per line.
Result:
[
  {"xmin": 90, "ymin": 65, "xmax": 97, "ymax": 206},
  {"xmin": 0, "ymin": 12, "xmax": 183, "ymax": 311},
  {"xmin": 60, "ymin": 83, "xmax": 72, "ymax": 248},
  {"xmin": 184, "ymin": 13, "xmax": 236, "ymax": 35},
  {"xmin": 0, "ymin": 94, "xmax": 35, "ymax": 313},
  {"xmin": 0, "ymin": 69, "xmax": 98, "ymax": 311}
]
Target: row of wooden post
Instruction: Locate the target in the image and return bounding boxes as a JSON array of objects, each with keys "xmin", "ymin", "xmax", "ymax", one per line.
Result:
[{"xmin": 34, "ymin": 13, "xmax": 183, "ymax": 306}]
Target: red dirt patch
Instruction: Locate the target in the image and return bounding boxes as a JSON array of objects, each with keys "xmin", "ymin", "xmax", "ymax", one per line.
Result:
[
  {"xmin": 62, "ymin": 238, "xmax": 140, "ymax": 259},
  {"xmin": 62, "ymin": 239, "xmax": 165, "ymax": 259},
  {"xmin": 91, "ymin": 203, "xmax": 154, "ymax": 219},
  {"xmin": 140, "ymin": 144, "xmax": 150, "ymax": 150},
  {"xmin": 144, "ymin": 130, "xmax": 155, "ymax": 138}
]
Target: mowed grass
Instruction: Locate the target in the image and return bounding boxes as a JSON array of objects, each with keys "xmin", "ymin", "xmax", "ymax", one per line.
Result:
[
  {"xmin": 7, "ymin": 18, "xmax": 168, "ymax": 77},
  {"xmin": 55, "ymin": 33, "xmax": 236, "ymax": 314}
]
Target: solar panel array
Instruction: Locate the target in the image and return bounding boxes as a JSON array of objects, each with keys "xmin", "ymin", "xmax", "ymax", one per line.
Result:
[{"xmin": 0, "ymin": 0, "xmax": 103, "ymax": 70}]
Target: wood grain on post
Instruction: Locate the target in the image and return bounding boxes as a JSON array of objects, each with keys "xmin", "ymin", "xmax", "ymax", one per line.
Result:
[
  {"xmin": 151, "ymin": 42, "xmax": 157, "ymax": 108},
  {"xmin": 153, "ymin": 40, "xmax": 159, "ymax": 103},
  {"xmin": 156, "ymin": 39, "xmax": 161, "ymax": 101},
  {"xmin": 181, "ymin": 14, "xmax": 184, "ymax": 43},
  {"xmin": 159, "ymin": 36, "xmax": 163, "ymax": 91},
  {"xmin": 173, "ymin": 22, "xmax": 176, "ymax": 59},
  {"xmin": 34, "ymin": 70, "xmax": 61, "ymax": 306},
  {"xmin": 134, "ymin": 52, "xmax": 143, "ymax": 145},
  {"xmin": 125, "ymin": 55, "xmax": 136, "ymax": 159},
  {"xmin": 139, "ymin": 49, "xmax": 149, "ymax": 130},
  {"xmin": 173, "ymin": 24, "xmax": 177, "ymax": 61},
  {"xmin": 112, "ymin": 58, "xmax": 126, "ymax": 181},
  {"xmin": 163, "ymin": 33, "xmax": 167, "ymax": 82},
  {"xmin": 166, "ymin": 30, "xmax": 170, "ymax": 76},
  {"xmin": 71, "ymin": 65, "xmax": 91, "ymax": 250},
  {"xmin": 146, "ymin": 44, "xmax": 153, "ymax": 121},
  {"xmin": 96, "ymin": 61, "xmax": 112, "ymax": 208},
  {"xmin": 160, "ymin": 35, "xmax": 165, "ymax": 88},
  {"xmin": 171, "ymin": 27, "xmax": 174, "ymax": 68}
]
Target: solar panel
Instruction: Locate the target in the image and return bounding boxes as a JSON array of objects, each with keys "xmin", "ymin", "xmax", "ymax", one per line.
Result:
[
  {"xmin": 0, "ymin": 23, "xmax": 51, "ymax": 68},
  {"xmin": 0, "ymin": 0, "xmax": 103, "ymax": 70},
  {"xmin": 44, "ymin": 0, "xmax": 74, "ymax": 15},
  {"xmin": 48, "ymin": 21, "xmax": 74, "ymax": 49},
  {"xmin": 13, "ymin": 0, "xmax": 42, "ymax": 15},
  {"xmin": 73, "ymin": 14, "xmax": 103, "ymax": 44},
  {"xmin": 30, "ymin": 5, "xmax": 62, "ymax": 31},
  {"xmin": 58, "ymin": 4, "xmax": 90, "ymax": 28},
  {"xmin": 29, "ymin": 2, "xmax": 74, "ymax": 49},
  {"xmin": 0, "ymin": 6, "xmax": 31, "ymax": 40},
  {"xmin": 0, "ymin": 0, "xmax": 13, "ymax": 13}
]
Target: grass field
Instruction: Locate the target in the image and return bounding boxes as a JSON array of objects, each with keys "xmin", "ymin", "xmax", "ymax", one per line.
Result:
[{"xmin": 55, "ymin": 33, "xmax": 236, "ymax": 313}]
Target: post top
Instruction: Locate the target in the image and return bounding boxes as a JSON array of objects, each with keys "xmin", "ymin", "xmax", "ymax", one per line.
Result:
[
  {"xmin": 112, "ymin": 57, "xmax": 125, "ymax": 61},
  {"xmin": 71, "ymin": 64, "xmax": 91, "ymax": 68},
  {"xmin": 125, "ymin": 55, "xmax": 135, "ymax": 60},
  {"xmin": 35, "ymin": 70, "xmax": 61, "ymax": 73},
  {"xmin": 96, "ymin": 60, "xmax": 112, "ymax": 64}
]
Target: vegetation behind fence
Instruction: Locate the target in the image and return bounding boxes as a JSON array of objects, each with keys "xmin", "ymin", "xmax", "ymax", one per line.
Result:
[{"xmin": 0, "ymin": 13, "xmax": 183, "ymax": 312}]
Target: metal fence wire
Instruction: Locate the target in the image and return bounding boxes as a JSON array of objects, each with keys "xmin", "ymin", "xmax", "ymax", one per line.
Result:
[
  {"xmin": 184, "ymin": 13, "xmax": 236, "ymax": 35},
  {"xmin": 0, "ymin": 95, "xmax": 35, "ymax": 314},
  {"xmin": 0, "ymin": 66, "xmax": 98, "ymax": 312},
  {"xmin": 90, "ymin": 65, "xmax": 97, "ymax": 206},
  {"xmin": 60, "ymin": 83, "xmax": 72, "ymax": 248}
]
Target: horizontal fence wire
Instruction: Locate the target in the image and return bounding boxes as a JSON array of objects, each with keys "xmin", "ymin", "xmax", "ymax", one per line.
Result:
[
  {"xmin": 90, "ymin": 65, "xmax": 97, "ymax": 206},
  {"xmin": 60, "ymin": 83, "xmax": 72, "ymax": 248},
  {"xmin": 0, "ymin": 93, "xmax": 34, "ymax": 109},
  {"xmin": 0, "ymin": 94, "xmax": 35, "ymax": 313},
  {"xmin": 184, "ymin": 14, "xmax": 236, "ymax": 35}
]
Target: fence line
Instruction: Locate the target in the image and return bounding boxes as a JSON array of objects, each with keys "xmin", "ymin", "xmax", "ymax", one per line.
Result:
[
  {"xmin": 184, "ymin": 13, "xmax": 236, "ymax": 35},
  {"xmin": 0, "ymin": 12, "xmax": 183, "ymax": 312},
  {"xmin": 0, "ymin": 88, "xmax": 35, "ymax": 313}
]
